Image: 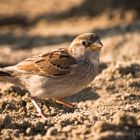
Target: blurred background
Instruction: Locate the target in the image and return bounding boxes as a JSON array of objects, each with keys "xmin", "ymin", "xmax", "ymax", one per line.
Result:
[
  {"xmin": 0, "ymin": 1, "xmax": 140, "ymax": 139},
  {"xmin": 0, "ymin": 0, "xmax": 139, "ymax": 66}
]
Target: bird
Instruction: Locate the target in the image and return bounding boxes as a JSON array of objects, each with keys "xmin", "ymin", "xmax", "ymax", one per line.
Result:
[{"xmin": 0, "ymin": 33, "xmax": 103, "ymax": 119}]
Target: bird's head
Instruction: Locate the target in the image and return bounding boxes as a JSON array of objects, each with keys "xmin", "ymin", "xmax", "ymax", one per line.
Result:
[{"xmin": 68, "ymin": 33, "xmax": 103, "ymax": 62}]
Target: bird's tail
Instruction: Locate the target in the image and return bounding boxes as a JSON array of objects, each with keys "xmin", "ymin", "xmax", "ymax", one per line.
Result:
[
  {"xmin": 0, "ymin": 68, "xmax": 12, "ymax": 77},
  {"xmin": 0, "ymin": 68, "xmax": 24, "ymax": 88},
  {"xmin": 0, "ymin": 68, "xmax": 15, "ymax": 83}
]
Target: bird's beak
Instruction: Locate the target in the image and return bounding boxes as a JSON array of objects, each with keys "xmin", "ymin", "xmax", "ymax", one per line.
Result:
[{"xmin": 90, "ymin": 40, "xmax": 103, "ymax": 51}]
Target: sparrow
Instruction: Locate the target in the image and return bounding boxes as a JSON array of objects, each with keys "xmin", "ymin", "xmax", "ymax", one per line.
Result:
[{"xmin": 0, "ymin": 33, "xmax": 103, "ymax": 119}]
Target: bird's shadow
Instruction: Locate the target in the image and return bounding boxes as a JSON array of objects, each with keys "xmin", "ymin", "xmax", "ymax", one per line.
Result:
[{"xmin": 64, "ymin": 87, "xmax": 100, "ymax": 103}]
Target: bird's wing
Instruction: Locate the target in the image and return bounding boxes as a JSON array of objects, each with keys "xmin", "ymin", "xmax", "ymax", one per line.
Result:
[{"xmin": 15, "ymin": 48, "xmax": 77, "ymax": 77}]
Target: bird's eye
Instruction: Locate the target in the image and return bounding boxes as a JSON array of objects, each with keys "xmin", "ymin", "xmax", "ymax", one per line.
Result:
[{"xmin": 81, "ymin": 41, "xmax": 88, "ymax": 47}]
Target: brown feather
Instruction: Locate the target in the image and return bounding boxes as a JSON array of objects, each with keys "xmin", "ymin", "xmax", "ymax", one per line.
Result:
[{"xmin": 16, "ymin": 49, "xmax": 77, "ymax": 76}]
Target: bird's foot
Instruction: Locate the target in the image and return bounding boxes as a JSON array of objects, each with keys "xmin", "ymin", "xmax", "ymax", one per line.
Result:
[
  {"xmin": 55, "ymin": 98, "xmax": 76, "ymax": 108},
  {"xmin": 30, "ymin": 97, "xmax": 49, "ymax": 120},
  {"xmin": 37, "ymin": 110, "xmax": 49, "ymax": 120}
]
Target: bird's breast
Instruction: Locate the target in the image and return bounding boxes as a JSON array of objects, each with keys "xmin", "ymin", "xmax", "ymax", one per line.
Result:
[{"xmin": 21, "ymin": 61, "xmax": 99, "ymax": 98}]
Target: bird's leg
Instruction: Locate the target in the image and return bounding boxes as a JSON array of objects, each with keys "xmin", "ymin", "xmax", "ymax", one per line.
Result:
[
  {"xmin": 30, "ymin": 97, "xmax": 49, "ymax": 119},
  {"xmin": 54, "ymin": 98, "xmax": 75, "ymax": 108}
]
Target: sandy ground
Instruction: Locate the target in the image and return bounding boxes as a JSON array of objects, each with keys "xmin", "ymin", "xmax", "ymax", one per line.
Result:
[{"xmin": 0, "ymin": 0, "xmax": 140, "ymax": 140}]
